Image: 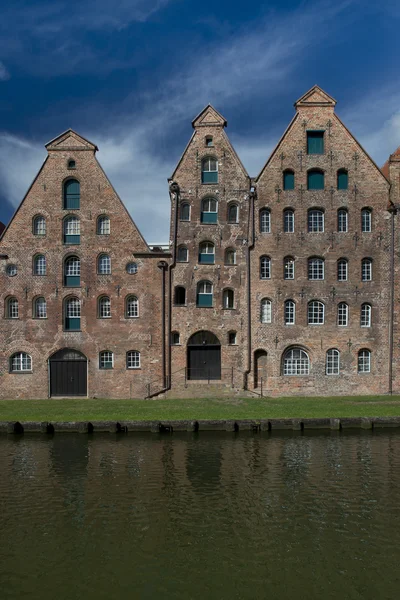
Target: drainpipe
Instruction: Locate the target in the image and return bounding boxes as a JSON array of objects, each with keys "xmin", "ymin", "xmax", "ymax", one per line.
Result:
[
  {"xmin": 167, "ymin": 181, "xmax": 180, "ymax": 390},
  {"xmin": 157, "ymin": 260, "xmax": 168, "ymax": 389},
  {"xmin": 244, "ymin": 185, "xmax": 256, "ymax": 390},
  {"xmin": 388, "ymin": 202, "xmax": 397, "ymax": 394}
]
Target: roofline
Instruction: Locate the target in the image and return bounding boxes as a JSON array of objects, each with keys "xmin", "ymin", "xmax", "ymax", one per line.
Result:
[
  {"xmin": 254, "ymin": 113, "xmax": 299, "ymax": 182},
  {"xmin": 170, "ymin": 131, "xmax": 196, "ymax": 180},
  {"xmin": 192, "ymin": 104, "xmax": 227, "ymax": 128},
  {"xmin": 294, "ymin": 85, "xmax": 337, "ymax": 107},
  {"xmin": 221, "ymin": 129, "xmax": 250, "ymax": 179},
  {"xmin": 45, "ymin": 129, "xmax": 99, "ymax": 151}
]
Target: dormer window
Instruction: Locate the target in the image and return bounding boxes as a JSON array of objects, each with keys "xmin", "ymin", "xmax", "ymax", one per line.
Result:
[
  {"xmin": 68, "ymin": 159, "xmax": 76, "ymax": 169},
  {"xmin": 205, "ymin": 136, "xmax": 213, "ymax": 147}
]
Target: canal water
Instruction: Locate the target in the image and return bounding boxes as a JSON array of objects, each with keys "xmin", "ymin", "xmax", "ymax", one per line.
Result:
[{"xmin": 1, "ymin": 430, "xmax": 400, "ymax": 599}]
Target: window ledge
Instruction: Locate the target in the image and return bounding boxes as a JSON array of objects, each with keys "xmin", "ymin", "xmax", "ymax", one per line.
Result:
[
  {"xmin": 127, "ymin": 367, "xmax": 141, "ymax": 370},
  {"xmin": 10, "ymin": 371, "xmax": 33, "ymax": 375}
]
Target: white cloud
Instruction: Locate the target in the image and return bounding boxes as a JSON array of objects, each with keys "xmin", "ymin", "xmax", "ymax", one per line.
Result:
[{"xmin": 0, "ymin": 61, "xmax": 10, "ymax": 81}]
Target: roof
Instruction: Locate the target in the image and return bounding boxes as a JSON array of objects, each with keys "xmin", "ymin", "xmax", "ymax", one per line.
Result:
[
  {"xmin": 0, "ymin": 221, "xmax": 5, "ymax": 236},
  {"xmin": 295, "ymin": 85, "xmax": 337, "ymax": 108},
  {"xmin": 192, "ymin": 104, "xmax": 227, "ymax": 128},
  {"xmin": 381, "ymin": 146, "xmax": 400, "ymax": 179},
  {"xmin": 45, "ymin": 129, "xmax": 98, "ymax": 151}
]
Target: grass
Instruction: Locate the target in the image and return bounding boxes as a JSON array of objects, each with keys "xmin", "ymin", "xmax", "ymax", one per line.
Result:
[{"xmin": 1, "ymin": 395, "xmax": 400, "ymax": 422}]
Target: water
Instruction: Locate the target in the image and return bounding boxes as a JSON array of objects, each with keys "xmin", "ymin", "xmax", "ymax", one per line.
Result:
[{"xmin": 1, "ymin": 430, "xmax": 400, "ymax": 599}]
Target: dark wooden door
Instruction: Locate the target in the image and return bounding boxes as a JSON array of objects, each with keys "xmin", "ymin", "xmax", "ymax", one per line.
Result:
[
  {"xmin": 254, "ymin": 351, "xmax": 268, "ymax": 388},
  {"xmin": 188, "ymin": 346, "xmax": 221, "ymax": 380},
  {"xmin": 50, "ymin": 359, "xmax": 87, "ymax": 396}
]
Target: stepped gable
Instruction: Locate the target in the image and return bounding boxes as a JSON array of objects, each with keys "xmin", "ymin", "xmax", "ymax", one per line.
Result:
[{"xmin": 381, "ymin": 146, "xmax": 400, "ymax": 178}]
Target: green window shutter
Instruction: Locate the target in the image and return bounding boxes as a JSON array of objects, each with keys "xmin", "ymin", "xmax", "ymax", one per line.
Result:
[
  {"xmin": 283, "ymin": 171, "xmax": 295, "ymax": 190},
  {"xmin": 197, "ymin": 294, "xmax": 213, "ymax": 307},
  {"xmin": 65, "ymin": 275, "xmax": 81, "ymax": 287},
  {"xmin": 64, "ymin": 180, "xmax": 80, "ymax": 209},
  {"xmin": 337, "ymin": 171, "xmax": 348, "ymax": 190},
  {"xmin": 201, "ymin": 212, "xmax": 217, "ymax": 224},
  {"xmin": 202, "ymin": 171, "xmax": 218, "ymax": 184},
  {"xmin": 64, "ymin": 234, "xmax": 81, "ymax": 244},
  {"xmin": 65, "ymin": 317, "xmax": 80, "ymax": 330},
  {"xmin": 307, "ymin": 131, "xmax": 324, "ymax": 154},
  {"xmin": 199, "ymin": 253, "xmax": 215, "ymax": 264},
  {"xmin": 308, "ymin": 171, "xmax": 324, "ymax": 190}
]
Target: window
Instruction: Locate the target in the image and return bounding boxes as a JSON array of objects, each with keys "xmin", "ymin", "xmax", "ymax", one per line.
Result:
[
  {"xmin": 337, "ymin": 302, "xmax": 348, "ymax": 326},
  {"xmin": 307, "ymin": 131, "xmax": 324, "ymax": 154},
  {"xmin": 10, "ymin": 352, "xmax": 32, "ymax": 372},
  {"xmin": 199, "ymin": 242, "xmax": 215, "ymax": 264},
  {"xmin": 337, "ymin": 169, "xmax": 348, "ymax": 190},
  {"xmin": 34, "ymin": 297, "xmax": 47, "ymax": 319},
  {"xmin": 171, "ymin": 332, "xmax": 180, "ymax": 345},
  {"xmin": 228, "ymin": 331, "xmax": 237, "ymax": 345},
  {"xmin": 284, "ymin": 256, "xmax": 294, "ymax": 280},
  {"xmin": 33, "ymin": 254, "xmax": 46, "ymax": 276},
  {"xmin": 285, "ymin": 300, "xmax": 295, "ymax": 325},
  {"xmin": 6, "ymin": 264, "xmax": 17, "ymax": 277},
  {"xmin": 284, "ymin": 209, "xmax": 294, "ymax": 233},
  {"xmin": 197, "ymin": 281, "xmax": 213, "ymax": 307},
  {"xmin": 126, "ymin": 262, "xmax": 138, "ymax": 274},
  {"xmin": 283, "ymin": 170, "xmax": 295, "ymax": 190},
  {"xmin": 326, "ymin": 349, "xmax": 340, "ymax": 375},
  {"xmin": 223, "ymin": 289, "xmax": 234, "ymax": 309},
  {"xmin": 358, "ymin": 349, "xmax": 371, "ymax": 373},
  {"xmin": 201, "ymin": 198, "xmax": 218, "ymax": 223},
  {"xmin": 127, "ymin": 350, "xmax": 140, "ymax": 369},
  {"xmin": 225, "ymin": 248, "xmax": 236, "ymax": 265},
  {"xmin": 307, "ymin": 170, "xmax": 325, "ymax": 190},
  {"xmin": 361, "ymin": 208, "xmax": 372, "ymax": 232},
  {"xmin": 337, "ymin": 209, "xmax": 348, "ymax": 233},
  {"xmin": 97, "ymin": 215, "xmax": 110, "ymax": 235},
  {"xmin": 63, "ymin": 179, "xmax": 80, "ymax": 209},
  {"xmin": 361, "ymin": 258, "xmax": 372, "ymax": 282},
  {"xmin": 260, "ymin": 298, "xmax": 272, "ymax": 323},
  {"xmin": 126, "ymin": 295, "xmax": 139, "ymax": 318},
  {"xmin": 33, "ymin": 215, "xmax": 46, "ymax": 236},
  {"xmin": 227, "ymin": 203, "xmax": 239, "ymax": 223},
  {"xmin": 99, "ymin": 351, "xmax": 113, "ymax": 370},
  {"xmin": 361, "ymin": 303, "xmax": 372, "ymax": 327},
  {"xmin": 177, "ymin": 246, "xmax": 188, "ymax": 262},
  {"xmin": 64, "ymin": 216, "xmax": 80, "ymax": 244},
  {"xmin": 64, "ymin": 297, "xmax": 80, "ymax": 330},
  {"xmin": 68, "ymin": 159, "xmax": 76, "ymax": 169},
  {"xmin": 308, "ymin": 209, "xmax": 324, "ymax": 232},
  {"xmin": 205, "ymin": 136, "xmax": 213, "ymax": 147},
  {"xmin": 64, "ymin": 256, "xmax": 80, "ymax": 286},
  {"xmin": 260, "ymin": 256, "xmax": 271, "ymax": 279},
  {"xmin": 308, "ymin": 300, "xmax": 324, "ymax": 325},
  {"xmin": 98, "ymin": 254, "xmax": 111, "ymax": 275},
  {"xmin": 260, "ymin": 209, "xmax": 271, "ymax": 233},
  {"xmin": 180, "ymin": 202, "xmax": 190, "ymax": 221},
  {"xmin": 98, "ymin": 296, "xmax": 111, "ymax": 318},
  {"xmin": 174, "ymin": 286, "xmax": 186, "ymax": 306},
  {"xmin": 201, "ymin": 157, "xmax": 218, "ymax": 183},
  {"xmin": 6, "ymin": 297, "xmax": 18, "ymax": 319},
  {"xmin": 308, "ymin": 257, "xmax": 324, "ymax": 280},
  {"xmin": 337, "ymin": 258, "xmax": 348, "ymax": 282},
  {"xmin": 283, "ymin": 348, "xmax": 310, "ymax": 375}
]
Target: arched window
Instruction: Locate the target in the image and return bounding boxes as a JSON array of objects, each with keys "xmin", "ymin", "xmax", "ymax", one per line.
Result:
[
  {"xmin": 126, "ymin": 295, "xmax": 139, "ymax": 318},
  {"xmin": 284, "ymin": 300, "xmax": 295, "ymax": 325},
  {"xmin": 337, "ymin": 258, "xmax": 348, "ymax": 282},
  {"xmin": 197, "ymin": 281, "xmax": 213, "ymax": 307},
  {"xmin": 33, "ymin": 215, "xmax": 46, "ymax": 236},
  {"xmin": 205, "ymin": 136, "xmax": 213, "ymax": 147},
  {"xmin": 171, "ymin": 332, "xmax": 180, "ymax": 345},
  {"xmin": 308, "ymin": 257, "xmax": 324, "ymax": 280},
  {"xmin": 98, "ymin": 296, "xmax": 111, "ymax": 318},
  {"xmin": 225, "ymin": 248, "xmax": 236, "ymax": 265},
  {"xmin": 201, "ymin": 198, "xmax": 218, "ymax": 223},
  {"xmin": 358, "ymin": 349, "xmax": 371, "ymax": 373},
  {"xmin": 361, "ymin": 258, "xmax": 372, "ymax": 281},
  {"xmin": 97, "ymin": 215, "xmax": 110, "ymax": 235},
  {"xmin": 174, "ymin": 286, "xmax": 186, "ymax": 306},
  {"xmin": 283, "ymin": 209, "xmax": 294, "ymax": 233},
  {"xmin": 260, "ymin": 298, "xmax": 272, "ymax": 323},
  {"xmin": 283, "ymin": 169, "xmax": 295, "ymax": 190},
  {"xmin": 63, "ymin": 179, "xmax": 80, "ymax": 209},
  {"xmin": 127, "ymin": 350, "xmax": 140, "ymax": 369},
  {"xmin": 64, "ymin": 297, "xmax": 81, "ymax": 330},
  {"xmin": 260, "ymin": 256, "xmax": 271, "ymax": 279},
  {"xmin": 284, "ymin": 256, "xmax": 295, "ymax": 280},
  {"xmin": 177, "ymin": 246, "xmax": 188, "ymax": 262},
  {"xmin": 199, "ymin": 241, "xmax": 215, "ymax": 264},
  {"xmin": 6, "ymin": 297, "xmax": 18, "ymax": 319},
  {"xmin": 337, "ymin": 302, "xmax": 348, "ymax": 326},
  {"xmin": 64, "ymin": 216, "xmax": 80, "ymax": 244},
  {"xmin": 98, "ymin": 254, "xmax": 111, "ymax": 274},
  {"xmin": 99, "ymin": 351, "xmax": 113, "ymax": 369},
  {"xmin": 337, "ymin": 169, "xmax": 348, "ymax": 190},
  {"xmin": 361, "ymin": 303, "xmax": 372, "ymax": 327},
  {"xmin": 179, "ymin": 202, "xmax": 190, "ymax": 221},
  {"xmin": 201, "ymin": 157, "xmax": 218, "ymax": 183},
  {"xmin": 34, "ymin": 297, "xmax": 47, "ymax": 319},
  {"xmin": 64, "ymin": 256, "xmax": 80, "ymax": 286},
  {"xmin": 307, "ymin": 131, "xmax": 324, "ymax": 154},
  {"xmin": 227, "ymin": 203, "xmax": 239, "ymax": 223},
  {"xmin": 337, "ymin": 208, "xmax": 348, "ymax": 233},
  {"xmin": 307, "ymin": 169, "xmax": 324, "ymax": 190},
  {"xmin": 308, "ymin": 208, "xmax": 324, "ymax": 232},
  {"xmin": 68, "ymin": 159, "xmax": 76, "ymax": 169},
  {"xmin": 308, "ymin": 300, "xmax": 324, "ymax": 325},
  {"xmin": 260, "ymin": 209, "xmax": 271, "ymax": 233},
  {"xmin": 228, "ymin": 331, "xmax": 237, "ymax": 345},
  {"xmin": 33, "ymin": 254, "xmax": 46, "ymax": 276},
  {"xmin": 223, "ymin": 289, "xmax": 234, "ymax": 309},
  {"xmin": 361, "ymin": 208, "xmax": 372, "ymax": 232},
  {"xmin": 326, "ymin": 349, "xmax": 340, "ymax": 375},
  {"xmin": 283, "ymin": 348, "xmax": 310, "ymax": 375},
  {"xmin": 126, "ymin": 262, "xmax": 138, "ymax": 274},
  {"xmin": 6, "ymin": 264, "xmax": 17, "ymax": 277},
  {"xmin": 10, "ymin": 352, "xmax": 32, "ymax": 372}
]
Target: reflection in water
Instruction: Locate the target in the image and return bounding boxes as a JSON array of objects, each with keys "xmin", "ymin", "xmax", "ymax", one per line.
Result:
[{"xmin": 1, "ymin": 431, "xmax": 400, "ymax": 600}]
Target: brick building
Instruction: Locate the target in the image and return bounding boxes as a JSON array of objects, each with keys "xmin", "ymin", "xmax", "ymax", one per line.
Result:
[{"xmin": 0, "ymin": 86, "xmax": 398, "ymax": 399}]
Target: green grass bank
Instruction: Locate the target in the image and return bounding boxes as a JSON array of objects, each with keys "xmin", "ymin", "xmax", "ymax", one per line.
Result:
[{"xmin": 1, "ymin": 395, "xmax": 400, "ymax": 422}]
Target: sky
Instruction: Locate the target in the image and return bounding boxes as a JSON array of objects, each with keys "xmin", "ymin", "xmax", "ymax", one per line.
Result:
[{"xmin": 0, "ymin": 0, "xmax": 399, "ymax": 242}]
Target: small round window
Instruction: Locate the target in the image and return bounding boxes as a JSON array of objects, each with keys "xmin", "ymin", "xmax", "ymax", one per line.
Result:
[
  {"xmin": 6, "ymin": 264, "xmax": 17, "ymax": 276},
  {"xmin": 126, "ymin": 262, "xmax": 138, "ymax": 274}
]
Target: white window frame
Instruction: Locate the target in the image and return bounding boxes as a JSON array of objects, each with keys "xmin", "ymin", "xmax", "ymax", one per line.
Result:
[
  {"xmin": 97, "ymin": 215, "xmax": 110, "ymax": 235},
  {"xmin": 127, "ymin": 350, "xmax": 140, "ymax": 369},
  {"xmin": 337, "ymin": 302, "xmax": 348, "ymax": 326},
  {"xmin": 308, "ymin": 209, "xmax": 324, "ymax": 233},
  {"xmin": 360, "ymin": 303, "xmax": 371, "ymax": 328},
  {"xmin": 358, "ymin": 350, "xmax": 371, "ymax": 373},
  {"xmin": 284, "ymin": 209, "xmax": 294, "ymax": 233},
  {"xmin": 126, "ymin": 296, "xmax": 139, "ymax": 318},
  {"xmin": 260, "ymin": 299, "xmax": 272, "ymax": 324},
  {"xmin": 99, "ymin": 351, "xmax": 114, "ymax": 369},
  {"xmin": 33, "ymin": 216, "xmax": 46, "ymax": 236},
  {"xmin": 7, "ymin": 297, "xmax": 19, "ymax": 319},
  {"xmin": 98, "ymin": 254, "xmax": 111, "ymax": 275},
  {"xmin": 284, "ymin": 257, "xmax": 294, "ymax": 280},
  {"xmin": 326, "ymin": 349, "xmax": 340, "ymax": 375},
  {"xmin": 361, "ymin": 209, "xmax": 372, "ymax": 233},
  {"xmin": 34, "ymin": 255, "xmax": 46, "ymax": 276},
  {"xmin": 361, "ymin": 258, "xmax": 372, "ymax": 282},
  {"xmin": 337, "ymin": 209, "xmax": 348, "ymax": 233},
  {"xmin": 34, "ymin": 297, "xmax": 47, "ymax": 319},
  {"xmin": 11, "ymin": 352, "xmax": 32, "ymax": 372},
  {"xmin": 337, "ymin": 259, "xmax": 348, "ymax": 282},
  {"xmin": 308, "ymin": 300, "xmax": 324, "ymax": 325},
  {"xmin": 260, "ymin": 256, "xmax": 271, "ymax": 279},
  {"xmin": 99, "ymin": 296, "xmax": 111, "ymax": 318},
  {"xmin": 260, "ymin": 209, "xmax": 271, "ymax": 233},
  {"xmin": 284, "ymin": 300, "xmax": 295, "ymax": 325},
  {"xmin": 283, "ymin": 348, "xmax": 310, "ymax": 376},
  {"xmin": 308, "ymin": 258, "xmax": 324, "ymax": 280}
]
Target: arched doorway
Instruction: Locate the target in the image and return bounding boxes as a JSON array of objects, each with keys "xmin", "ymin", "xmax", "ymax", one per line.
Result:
[
  {"xmin": 254, "ymin": 350, "xmax": 268, "ymax": 388},
  {"xmin": 49, "ymin": 348, "xmax": 87, "ymax": 397},
  {"xmin": 187, "ymin": 331, "xmax": 221, "ymax": 380}
]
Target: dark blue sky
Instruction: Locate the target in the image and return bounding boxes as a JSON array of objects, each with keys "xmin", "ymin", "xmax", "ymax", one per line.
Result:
[{"xmin": 0, "ymin": 0, "xmax": 399, "ymax": 241}]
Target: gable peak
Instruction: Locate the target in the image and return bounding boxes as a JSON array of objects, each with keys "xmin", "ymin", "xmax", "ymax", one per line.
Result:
[
  {"xmin": 295, "ymin": 85, "xmax": 337, "ymax": 109},
  {"xmin": 192, "ymin": 104, "xmax": 227, "ymax": 128},
  {"xmin": 45, "ymin": 129, "xmax": 98, "ymax": 152}
]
